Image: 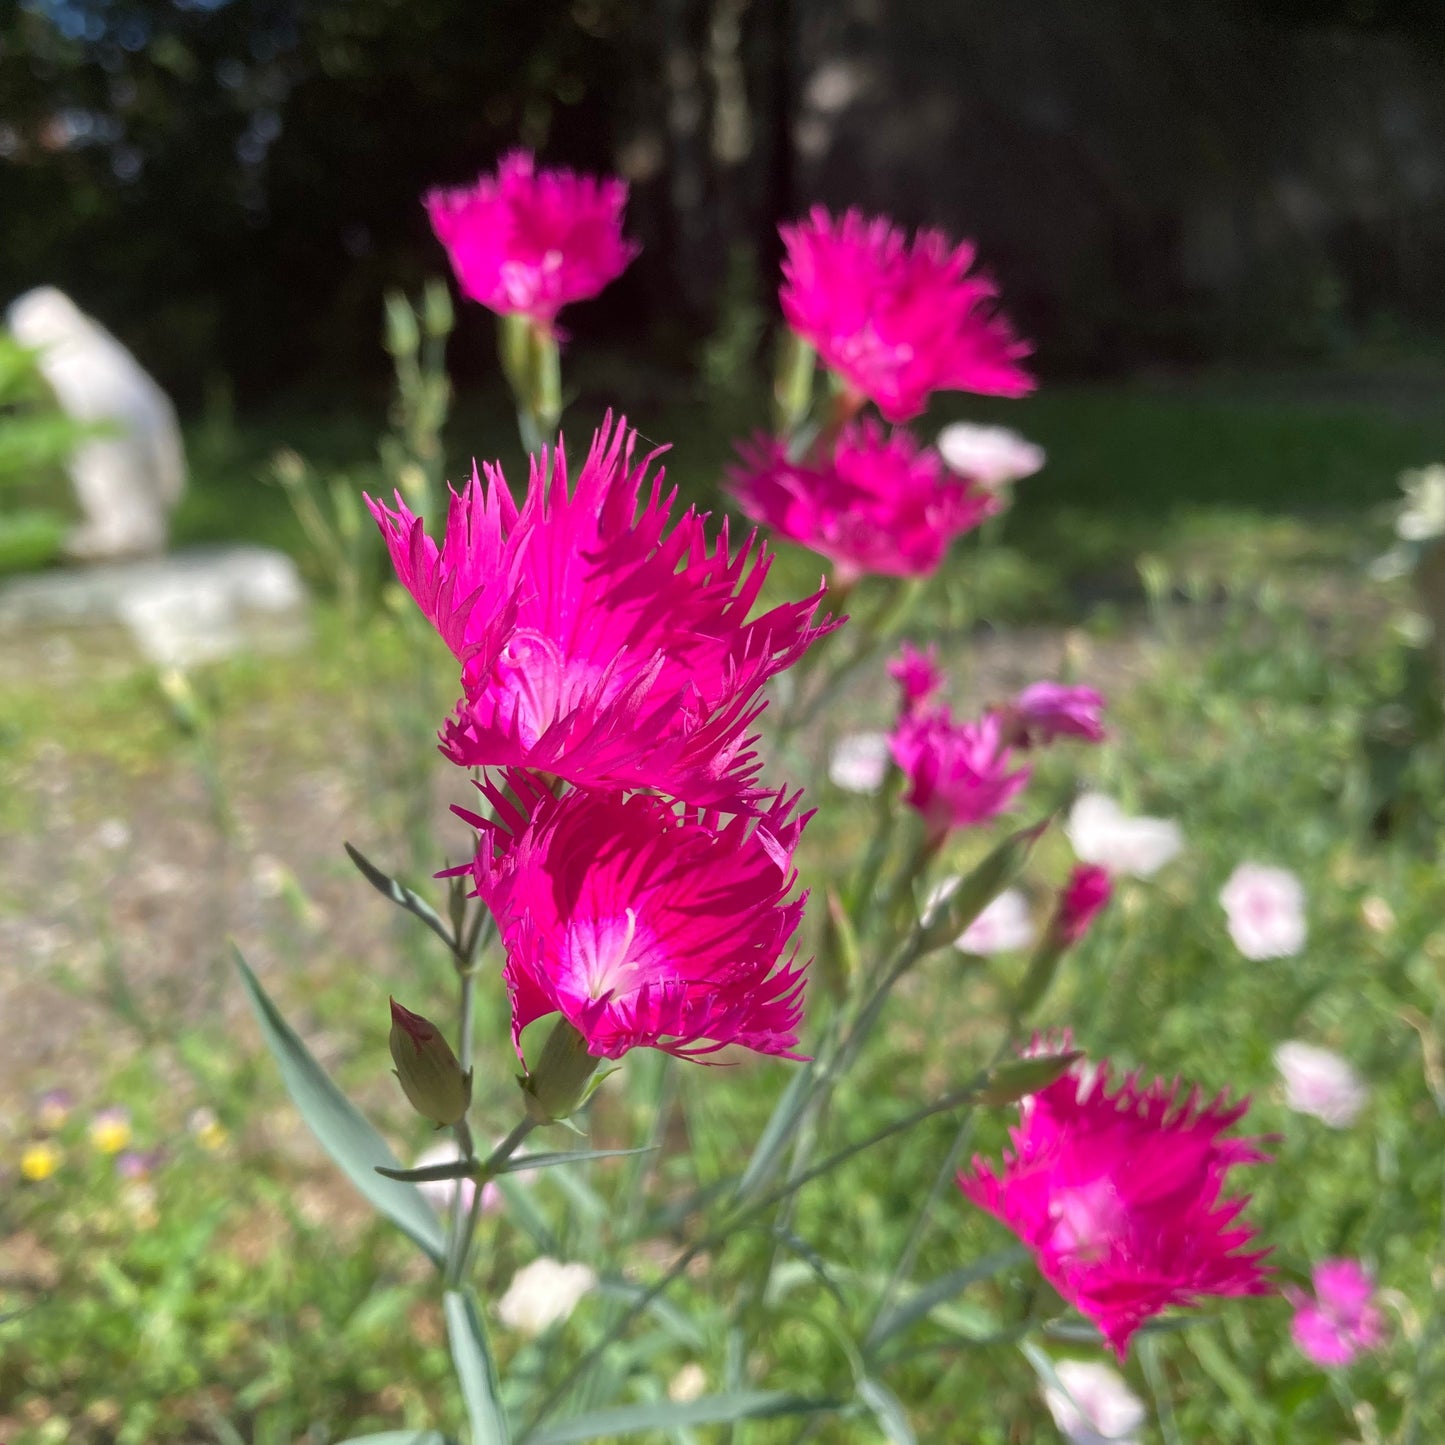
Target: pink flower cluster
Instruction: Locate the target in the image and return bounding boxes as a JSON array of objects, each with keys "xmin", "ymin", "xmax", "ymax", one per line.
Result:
[
  {"xmin": 727, "ymin": 422, "xmax": 997, "ymax": 587},
  {"xmin": 885, "ymin": 645, "xmax": 1106, "ymax": 839},
  {"xmin": 960, "ymin": 1046, "xmax": 1272, "ymax": 1357},
  {"xmin": 371, "ymin": 415, "xmax": 833, "ymax": 1066},
  {"xmin": 427, "ymin": 151, "xmax": 638, "ymax": 331}
]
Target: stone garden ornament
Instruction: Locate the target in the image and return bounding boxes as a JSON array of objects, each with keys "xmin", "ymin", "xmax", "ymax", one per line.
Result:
[{"xmin": 6, "ymin": 286, "xmax": 186, "ymax": 560}]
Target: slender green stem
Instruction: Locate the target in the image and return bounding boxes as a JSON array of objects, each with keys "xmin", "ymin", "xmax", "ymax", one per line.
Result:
[
  {"xmin": 441, "ymin": 967, "xmax": 479, "ymax": 1285},
  {"xmin": 863, "ymin": 1112, "xmax": 978, "ymax": 1350},
  {"xmin": 443, "ymin": 1118, "xmax": 476, "ymax": 1287},
  {"xmin": 519, "ymin": 1075, "xmax": 994, "ymax": 1438},
  {"xmin": 1141, "ymin": 1335, "xmax": 1182, "ymax": 1445}
]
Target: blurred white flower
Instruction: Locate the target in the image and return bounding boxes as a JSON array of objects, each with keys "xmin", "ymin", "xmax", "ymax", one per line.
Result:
[
  {"xmin": 1066, "ymin": 795, "xmax": 1183, "ymax": 879},
  {"xmin": 1396, "ymin": 464, "xmax": 1445, "ymax": 542},
  {"xmin": 828, "ymin": 731, "xmax": 891, "ymax": 794},
  {"xmin": 95, "ymin": 817, "xmax": 132, "ymax": 851},
  {"xmin": 1219, "ymin": 862, "xmax": 1306, "ymax": 959},
  {"xmin": 412, "ymin": 1140, "xmax": 500, "ymax": 1219},
  {"xmin": 954, "ymin": 888, "xmax": 1035, "ymax": 955},
  {"xmin": 1041, "ymin": 1359, "xmax": 1145, "ymax": 1445},
  {"xmin": 936, "ymin": 422, "xmax": 1045, "ymax": 490},
  {"xmin": 668, "ymin": 1362, "xmax": 708, "ymax": 1403},
  {"xmin": 497, "ymin": 1257, "xmax": 596, "ymax": 1336},
  {"xmin": 1274, "ymin": 1041, "xmax": 1368, "ymax": 1128}
]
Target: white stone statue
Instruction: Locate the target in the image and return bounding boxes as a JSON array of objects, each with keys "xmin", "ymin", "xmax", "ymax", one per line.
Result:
[{"xmin": 6, "ymin": 286, "xmax": 186, "ymax": 560}]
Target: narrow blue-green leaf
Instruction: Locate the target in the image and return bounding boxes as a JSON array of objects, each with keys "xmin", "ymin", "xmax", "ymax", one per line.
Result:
[
  {"xmin": 594, "ymin": 1277, "xmax": 707, "ymax": 1349},
  {"xmin": 526, "ymin": 1391, "xmax": 832, "ymax": 1444},
  {"xmin": 497, "ymin": 1146, "xmax": 657, "ymax": 1175},
  {"xmin": 769, "ymin": 1226, "xmax": 847, "ymax": 1307},
  {"xmin": 335, "ymin": 1434, "xmax": 450, "ymax": 1445},
  {"xmin": 735, "ymin": 1061, "xmax": 815, "ymax": 1201},
  {"xmin": 376, "ymin": 1161, "xmax": 474, "ymax": 1184},
  {"xmin": 233, "ymin": 947, "xmax": 445, "ymax": 1265},
  {"xmin": 445, "ymin": 1288, "xmax": 511, "ymax": 1445},
  {"xmin": 857, "ymin": 1377, "xmax": 916, "ymax": 1445},
  {"xmin": 345, "ymin": 842, "xmax": 455, "ymax": 951},
  {"xmin": 868, "ymin": 1246, "xmax": 1028, "ymax": 1350}
]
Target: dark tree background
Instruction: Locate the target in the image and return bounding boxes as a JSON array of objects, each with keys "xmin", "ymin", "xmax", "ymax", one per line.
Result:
[{"xmin": 2, "ymin": 0, "xmax": 1444, "ymax": 409}]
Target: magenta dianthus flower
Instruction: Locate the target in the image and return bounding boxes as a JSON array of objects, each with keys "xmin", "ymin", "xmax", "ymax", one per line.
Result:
[
  {"xmin": 890, "ymin": 708, "xmax": 1031, "ymax": 838},
  {"xmin": 779, "ymin": 206, "xmax": 1033, "ymax": 422},
  {"xmin": 458, "ymin": 773, "xmax": 811, "ymax": 1063},
  {"xmin": 367, "ymin": 417, "xmax": 834, "ymax": 812},
  {"xmin": 1289, "ymin": 1259, "xmax": 1386, "ymax": 1368},
  {"xmin": 888, "ymin": 641, "xmax": 945, "ymax": 717},
  {"xmin": 727, "ymin": 422, "xmax": 996, "ymax": 586},
  {"xmin": 1053, "ymin": 864, "xmax": 1113, "ymax": 946},
  {"xmin": 426, "ymin": 152, "xmax": 639, "ymax": 330},
  {"xmin": 1008, "ymin": 682, "xmax": 1107, "ymax": 747},
  {"xmin": 959, "ymin": 1054, "xmax": 1272, "ymax": 1358}
]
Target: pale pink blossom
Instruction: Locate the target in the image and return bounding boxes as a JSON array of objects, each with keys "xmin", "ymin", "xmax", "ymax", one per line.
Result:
[
  {"xmin": 779, "ymin": 207, "xmax": 1033, "ymax": 421},
  {"xmin": 1066, "ymin": 795, "xmax": 1183, "ymax": 879},
  {"xmin": 1041, "ymin": 1359, "xmax": 1145, "ymax": 1445},
  {"xmin": 727, "ymin": 422, "xmax": 996, "ymax": 586},
  {"xmin": 458, "ymin": 773, "xmax": 810, "ymax": 1063},
  {"xmin": 1273, "ymin": 1041, "xmax": 1368, "ymax": 1128},
  {"xmin": 427, "ymin": 152, "xmax": 638, "ymax": 330},
  {"xmin": 937, "ymin": 422, "xmax": 1045, "ymax": 491},
  {"xmin": 412, "ymin": 1140, "xmax": 500, "ymax": 1219},
  {"xmin": 368, "ymin": 416, "xmax": 834, "ymax": 813},
  {"xmin": 954, "ymin": 888, "xmax": 1035, "ymax": 955},
  {"xmin": 1289, "ymin": 1259, "xmax": 1385, "ymax": 1367},
  {"xmin": 828, "ymin": 731, "xmax": 892, "ymax": 794},
  {"xmin": 1220, "ymin": 863, "xmax": 1307, "ymax": 960},
  {"xmin": 960, "ymin": 1051, "xmax": 1271, "ymax": 1358},
  {"xmin": 497, "ymin": 1257, "xmax": 597, "ymax": 1336}
]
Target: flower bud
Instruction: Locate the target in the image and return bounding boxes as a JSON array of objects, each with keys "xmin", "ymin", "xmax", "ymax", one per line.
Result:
[
  {"xmin": 520, "ymin": 1017, "xmax": 603, "ymax": 1124},
  {"xmin": 389, "ymin": 998, "xmax": 472, "ymax": 1127},
  {"xmin": 919, "ymin": 817, "xmax": 1048, "ymax": 954}
]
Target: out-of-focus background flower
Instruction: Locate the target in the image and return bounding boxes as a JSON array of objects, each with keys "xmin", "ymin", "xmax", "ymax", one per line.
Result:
[{"xmin": 3, "ymin": 3, "xmax": 1445, "ymax": 1442}]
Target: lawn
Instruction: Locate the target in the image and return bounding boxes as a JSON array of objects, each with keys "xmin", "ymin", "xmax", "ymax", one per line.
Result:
[{"xmin": 2, "ymin": 366, "xmax": 1444, "ymax": 1442}]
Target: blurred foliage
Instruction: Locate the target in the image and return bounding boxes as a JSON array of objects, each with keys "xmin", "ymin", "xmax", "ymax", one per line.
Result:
[
  {"xmin": 3, "ymin": 544, "xmax": 1445, "ymax": 1441},
  {"xmin": 0, "ymin": 331, "xmax": 85, "ymax": 572},
  {"xmin": 5, "ymin": 0, "xmax": 1445, "ymax": 410}
]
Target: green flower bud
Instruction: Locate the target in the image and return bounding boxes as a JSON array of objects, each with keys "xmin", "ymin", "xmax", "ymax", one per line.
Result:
[
  {"xmin": 389, "ymin": 998, "xmax": 472, "ymax": 1127},
  {"xmin": 520, "ymin": 1017, "xmax": 603, "ymax": 1124}
]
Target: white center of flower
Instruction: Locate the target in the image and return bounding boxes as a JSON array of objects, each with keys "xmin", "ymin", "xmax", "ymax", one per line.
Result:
[
  {"xmin": 570, "ymin": 910, "xmax": 642, "ymax": 1001},
  {"xmin": 1046, "ymin": 1179, "xmax": 1125, "ymax": 1264}
]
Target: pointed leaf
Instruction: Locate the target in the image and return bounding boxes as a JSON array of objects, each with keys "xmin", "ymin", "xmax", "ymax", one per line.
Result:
[
  {"xmin": 736, "ymin": 1061, "xmax": 816, "ymax": 1202},
  {"xmin": 526, "ymin": 1391, "xmax": 833, "ymax": 1444},
  {"xmin": 857, "ymin": 1377, "xmax": 915, "ymax": 1445},
  {"xmin": 868, "ymin": 1247, "xmax": 1028, "ymax": 1351},
  {"xmin": 495, "ymin": 1146, "xmax": 657, "ymax": 1175},
  {"xmin": 345, "ymin": 842, "xmax": 456, "ymax": 951},
  {"xmin": 234, "ymin": 948, "xmax": 445, "ymax": 1265},
  {"xmin": 336, "ymin": 1435, "xmax": 451, "ymax": 1445},
  {"xmin": 376, "ymin": 1161, "xmax": 476, "ymax": 1184},
  {"xmin": 445, "ymin": 1288, "xmax": 511, "ymax": 1445}
]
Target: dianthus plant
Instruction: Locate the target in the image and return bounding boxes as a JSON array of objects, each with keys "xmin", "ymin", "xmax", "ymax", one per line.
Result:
[{"xmin": 236, "ymin": 150, "xmax": 1275, "ymax": 1445}]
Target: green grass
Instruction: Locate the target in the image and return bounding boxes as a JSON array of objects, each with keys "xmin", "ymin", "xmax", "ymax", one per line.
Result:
[{"xmin": 3, "ymin": 369, "xmax": 1445, "ymax": 1442}]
